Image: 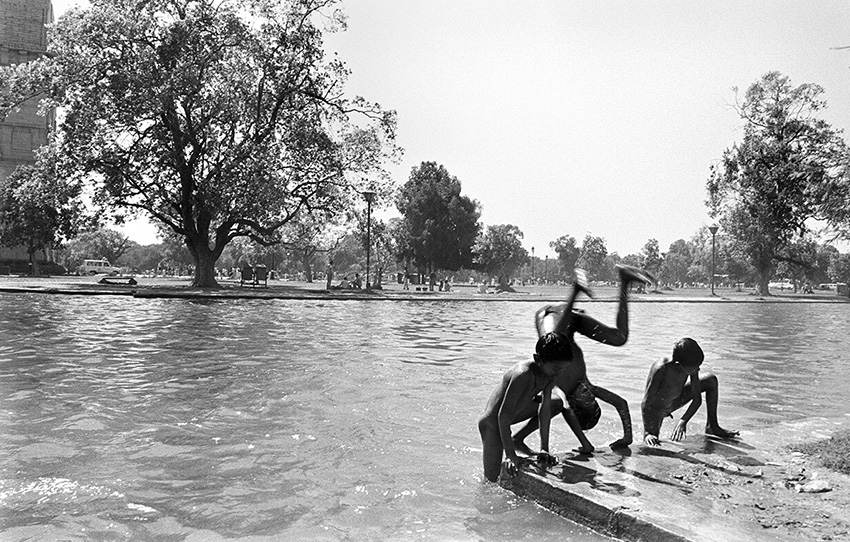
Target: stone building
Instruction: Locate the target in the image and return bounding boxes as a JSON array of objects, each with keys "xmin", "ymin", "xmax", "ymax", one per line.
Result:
[{"xmin": 0, "ymin": 0, "xmax": 55, "ymax": 266}]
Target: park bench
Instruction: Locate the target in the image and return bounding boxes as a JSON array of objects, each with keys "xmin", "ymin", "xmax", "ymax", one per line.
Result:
[{"xmin": 240, "ymin": 265, "xmax": 268, "ymax": 288}]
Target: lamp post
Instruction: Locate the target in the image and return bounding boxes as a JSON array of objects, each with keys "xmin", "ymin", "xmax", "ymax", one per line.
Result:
[
  {"xmin": 531, "ymin": 246, "xmax": 535, "ymax": 283},
  {"xmin": 362, "ymin": 190, "xmax": 376, "ymax": 290},
  {"xmin": 709, "ymin": 225, "xmax": 719, "ymax": 296},
  {"xmin": 544, "ymin": 255, "xmax": 549, "ymax": 284}
]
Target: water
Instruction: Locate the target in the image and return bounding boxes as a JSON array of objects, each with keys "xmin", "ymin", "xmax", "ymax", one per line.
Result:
[{"xmin": 0, "ymin": 295, "xmax": 848, "ymax": 540}]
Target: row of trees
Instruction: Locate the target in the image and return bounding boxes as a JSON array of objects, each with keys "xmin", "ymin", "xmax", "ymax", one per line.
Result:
[{"xmin": 1, "ymin": 0, "xmax": 849, "ymax": 294}]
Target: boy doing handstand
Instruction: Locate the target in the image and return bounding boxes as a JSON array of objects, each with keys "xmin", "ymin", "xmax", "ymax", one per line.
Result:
[
  {"xmin": 512, "ymin": 265, "xmax": 651, "ymax": 455},
  {"xmin": 642, "ymin": 337, "xmax": 739, "ymax": 446},
  {"xmin": 478, "ymin": 333, "xmax": 573, "ymax": 482}
]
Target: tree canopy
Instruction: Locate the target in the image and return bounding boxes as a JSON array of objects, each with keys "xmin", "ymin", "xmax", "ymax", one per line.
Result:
[
  {"xmin": 395, "ymin": 161, "xmax": 480, "ymax": 273},
  {"xmin": 707, "ymin": 72, "xmax": 847, "ymax": 295},
  {"xmin": 0, "ymin": 147, "xmax": 84, "ymax": 274},
  {"xmin": 473, "ymin": 224, "xmax": 527, "ymax": 286},
  {"xmin": 4, "ymin": 0, "xmax": 398, "ymax": 287}
]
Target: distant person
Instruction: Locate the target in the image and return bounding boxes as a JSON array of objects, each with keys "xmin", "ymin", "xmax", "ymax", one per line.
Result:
[
  {"xmin": 352, "ymin": 273, "xmax": 362, "ymax": 289},
  {"xmin": 326, "ymin": 258, "xmax": 334, "ymax": 290},
  {"xmin": 642, "ymin": 337, "xmax": 739, "ymax": 446},
  {"xmin": 477, "ymin": 332, "xmax": 572, "ymax": 482},
  {"xmin": 510, "ymin": 265, "xmax": 649, "ymax": 454}
]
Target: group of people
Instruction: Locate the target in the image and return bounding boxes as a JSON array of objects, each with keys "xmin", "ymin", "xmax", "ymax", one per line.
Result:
[{"xmin": 478, "ymin": 265, "xmax": 739, "ymax": 482}]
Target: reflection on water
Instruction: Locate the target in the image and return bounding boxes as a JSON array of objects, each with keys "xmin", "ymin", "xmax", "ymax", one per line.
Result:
[{"xmin": 0, "ymin": 295, "xmax": 848, "ymax": 540}]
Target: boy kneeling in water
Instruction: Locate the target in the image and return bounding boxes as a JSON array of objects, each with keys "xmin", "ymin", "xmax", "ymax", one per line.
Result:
[
  {"xmin": 642, "ymin": 337, "xmax": 739, "ymax": 446},
  {"xmin": 478, "ymin": 332, "xmax": 573, "ymax": 482}
]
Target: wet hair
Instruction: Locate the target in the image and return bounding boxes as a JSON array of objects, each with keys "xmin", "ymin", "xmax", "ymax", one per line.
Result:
[
  {"xmin": 535, "ymin": 332, "xmax": 573, "ymax": 362},
  {"xmin": 672, "ymin": 337, "xmax": 704, "ymax": 367}
]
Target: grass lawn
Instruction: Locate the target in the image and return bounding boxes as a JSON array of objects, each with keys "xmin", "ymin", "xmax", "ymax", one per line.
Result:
[{"xmin": 788, "ymin": 430, "xmax": 850, "ymax": 474}]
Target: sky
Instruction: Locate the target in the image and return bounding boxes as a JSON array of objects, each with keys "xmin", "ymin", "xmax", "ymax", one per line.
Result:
[{"xmin": 51, "ymin": 0, "xmax": 850, "ymax": 257}]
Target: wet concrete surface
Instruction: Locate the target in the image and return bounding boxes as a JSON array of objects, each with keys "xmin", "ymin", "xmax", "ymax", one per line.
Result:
[{"xmin": 500, "ymin": 435, "xmax": 850, "ymax": 541}]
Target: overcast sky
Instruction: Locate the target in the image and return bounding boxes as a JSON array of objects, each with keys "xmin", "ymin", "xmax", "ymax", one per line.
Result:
[{"xmin": 51, "ymin": 0, "xmax": 850, "ymax": 256}]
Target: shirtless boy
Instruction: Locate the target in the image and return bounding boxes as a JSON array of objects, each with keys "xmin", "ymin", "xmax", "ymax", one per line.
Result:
[
  {"xmin": 642, "ymin": 337, "xmax": 739, "ymax": 446},
  {"xmin": 478, "ymin": 332, "xmax": 572, "ymax": 482},
  {"xmin": 512, "ymin": 265, "xmax": 651, "ymax": 455}
]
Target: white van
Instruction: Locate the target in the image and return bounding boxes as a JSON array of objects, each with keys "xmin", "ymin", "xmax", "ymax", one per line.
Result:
[{"xmin": 80, "ymin": 259, "xmax": 121, "ymax": 275}]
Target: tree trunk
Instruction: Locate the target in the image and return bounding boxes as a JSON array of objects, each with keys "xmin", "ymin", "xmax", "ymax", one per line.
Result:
[
  {"xmin": 754, "ymin": 273, "xmax": 771, "ymax": 296},
  {"xmin": 28, "ymin": 248, "xmax": 40, "ymax": 276},
  {"xmin": 188, "ymin": 237, "xmax": 219, "ymax": 288}
]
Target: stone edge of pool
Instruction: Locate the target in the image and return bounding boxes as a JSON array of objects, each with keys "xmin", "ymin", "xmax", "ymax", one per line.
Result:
[{"xmin": 0, "ymin": 284, "xmax": 848, "ymax": 303}]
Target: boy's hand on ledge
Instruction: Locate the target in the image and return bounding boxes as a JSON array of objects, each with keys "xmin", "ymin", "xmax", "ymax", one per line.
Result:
[
  {"xmin": 670, "ymin": 419, "xmax": 687, "ymax": 442},
  {"xmin": 535, "ymin": 451, "xmax": 557, "ymax": 466},
  {"xmin": 643, "ymin": 433, "xmax": 660, "ymax": 447},
  {"xmin": 500, "ymin": 458, "xmax": 519, "ymax": 479}
]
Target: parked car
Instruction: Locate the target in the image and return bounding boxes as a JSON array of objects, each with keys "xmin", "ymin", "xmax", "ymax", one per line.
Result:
[{"xmin": 79, "ymin": 259, "xmax": 121, "ymax": 275}]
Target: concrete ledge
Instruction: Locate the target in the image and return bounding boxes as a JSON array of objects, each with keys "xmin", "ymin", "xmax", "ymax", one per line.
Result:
[{"xmin": 502, "ymin": 465, "xmax": 692, "ymax": 542}]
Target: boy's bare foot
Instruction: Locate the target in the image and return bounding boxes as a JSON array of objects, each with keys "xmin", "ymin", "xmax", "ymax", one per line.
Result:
[
  {"xmin": 705, "ymin": 424, "xmax": 740, "ymax": 439},
  {"xmin": 616, "ymin": 264, "xmax": 655, "ymax": 286},
  {"xmin": 574, "ymin": 444, "xmax": 595, "ymax": 454},
  {"xmin": 573, "ymin": 268, "xmax": 595, "ymax": 298},
  {"xmin": 512, "ymin": 438, "xmax": 535, "ymax": 457},
  {"xmin": 609, "ymin": 437, "xmax": 632, "ymax": 449}
]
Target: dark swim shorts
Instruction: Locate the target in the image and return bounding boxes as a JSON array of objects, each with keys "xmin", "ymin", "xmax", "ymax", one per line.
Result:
[{"xmin": 567, "ymin": 380, "xmax": 601, "ymax": 430}]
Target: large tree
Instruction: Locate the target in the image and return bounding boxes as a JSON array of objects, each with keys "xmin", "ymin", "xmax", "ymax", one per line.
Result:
[
  {"xmin": 5, "ymin": 0, "xmax": 397, "ymax": 287},
  {"xmin": 550, "ymin": 234, "xmax": 580, "ymax": 280},
  {"xmin": 707, "ymin": 72, "xmax": 847, "ymax": 295},
  {"xmin": 395, "ymin": 161, "xmax": 481, "ymax": 273},
  {"xmin": 0, "ymin": 149, "xmax": 85, "ymax": 275},
  {"xmin": 473, "ymin": 224, "xmax": 528, "ymax": 288},
  {"xmin": 576, "ymin": 234, "xmax": 607, "ymax": 281},
  {"xmin": 65, "ymin": 228, "xmax": 133, "ymax": 269},
  {"xmin": 660, "ymin": 239, "xmax": 694, "ymax": 286}
]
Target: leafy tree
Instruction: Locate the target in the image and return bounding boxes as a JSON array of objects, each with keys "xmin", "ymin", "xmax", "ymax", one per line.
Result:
[
  {"xmin": 550, "ymin": 235, "xmax": 580, "ymax": 280},
  {"xmin": 65, "ymin": 228, "xmax": 133, "ymax": 269},
  {"xmin": 576, "ymin": 234, "xmax": 607, "ymax": 281},
  {"xmin": 121, "ymin": 243, "xmax": 166, "ymax": 274},
  {"xmin": 7, "ymin": 0, "xmax": 398, "ymax": 287},
  {"xmin": 707, "ymin": 72, "xmax": 847, "ymax": 295},
  {"xmin": 828, "ymin": 252, "xmax": 850, "ymax": 291},
  {"xmin": 395, "ymin": 162, "xmax": 481, "ymax": 274},
  {"xmin": 0, "ymin": 149, "xmax": 84, "ymax": 275},
  {"xmin": 660, "ymin": 239, "xmax": 694, "ymax": 286},
  {"xmin": 473, "ymin": 224, "xmax": 528, "ymax": 287}
]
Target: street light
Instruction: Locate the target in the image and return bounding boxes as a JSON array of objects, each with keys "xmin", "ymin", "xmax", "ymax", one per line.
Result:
[
  {"xmin": 531, "ymin": 246, "xmax": 535, "ymax": 283},
  {"xmin": 709, "ymin": 225, "xmax": 719, "ymax": 296},
  {"xmin": 362, "ymin": 190, "xmax": 376, "ymax": 290},
  {"xmin": 544, "ymin": 255, "xmax": 549, "ymax": 284}
]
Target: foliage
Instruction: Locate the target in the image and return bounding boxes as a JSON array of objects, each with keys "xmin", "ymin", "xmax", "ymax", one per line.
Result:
[
  {"xmin": 706, "ymin": 72, "xmax": 847, "ymax": 295},
  {"xmin": 576, "ymin": 234, "xmax": 607, "ymax": 281},
  {"xmin": 550, "ymin": 235, "xmax": 580, "ymax": 280},
  {"xmin": 659, "ymin": 239, "xmax": 691, "ymax": 285},
  {"xmin": 395, "ymin": 162, "xmax": 481, "ymax": 273},
  {"xmin": 640, "ymin": 238, "xmax": 662, "ymax": 278},
  {"xmin": 7, "ymin": 0, "xmax": 399, "ymax": 287},
  {"xmin": 473, "ymin": 224, "xmax": 527, "ymax": 284},
  {"xmin": 64, "ymin": 228, "xmax": 133, "ymax": 269},
  {"xmin": 828, "ymin": 252, "xmax": 850, "ymax": 285},
  {"xmin": 0, "ymin": 147, "xmax": 85, "ymax": 274}
]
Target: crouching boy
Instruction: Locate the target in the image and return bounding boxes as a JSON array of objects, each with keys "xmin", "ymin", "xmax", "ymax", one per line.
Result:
[
  {"xmin": 478, "ymin": 332, "xmax": 573, "ymax": 482},
  {"xmin": 641, "ymin": 337, "xmax": 739, "ymax": 446}
]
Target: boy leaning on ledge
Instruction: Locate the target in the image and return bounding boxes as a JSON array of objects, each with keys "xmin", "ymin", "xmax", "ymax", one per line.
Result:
[
  {"xmin": 641, "ymin": 337, "xmax": 739, "ymax": 446},
  {"xmin": 477, "ymin": 333, "xmax": 574, "ymax": 482}
]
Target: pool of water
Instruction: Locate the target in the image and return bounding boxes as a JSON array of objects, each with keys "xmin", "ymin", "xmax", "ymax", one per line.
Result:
[{"xmin": 1, "ymin": 295, "xmax": 848, "ymax": 540}]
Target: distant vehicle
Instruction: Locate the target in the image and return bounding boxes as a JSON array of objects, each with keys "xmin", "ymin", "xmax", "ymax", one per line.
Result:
[{"xmin": 80, "ymin": 259, "xmax": 121, "ymax": 275}]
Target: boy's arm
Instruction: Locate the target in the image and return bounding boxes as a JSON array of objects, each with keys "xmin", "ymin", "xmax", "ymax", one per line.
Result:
[
  {"xmin": 562, "ymin": 407, "xmax": 594, "ymax": 453},
  {"xmin": 497, "ymin": 371, "xmax": 532, "ymax": 470},
  {"xmin": 536, "ymin": 382, "xmax": 558, "ymax": 465},
  {"xmin": 641, "ymin": 361, "xmax": 666, "ymax": 446},
  {"xmin": 670, "ymin": 371, "xmax": 702, "ymax": 442},
  {"xmin": 591, "ymin": 385, "xmax": 633, "ymax": 448}
]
